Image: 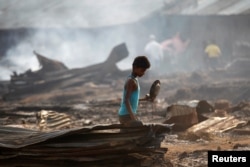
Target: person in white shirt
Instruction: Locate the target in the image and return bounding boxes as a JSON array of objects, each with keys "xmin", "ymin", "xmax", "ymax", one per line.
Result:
[{"xmin": 144, "ymin": 35, "xmax": 163, "ymax": 74}]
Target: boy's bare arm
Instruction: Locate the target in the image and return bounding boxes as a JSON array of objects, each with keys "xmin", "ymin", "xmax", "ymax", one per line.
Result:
[{"xmin": 124, "ymin": 79, "xmax": 137, "ymax": 120}]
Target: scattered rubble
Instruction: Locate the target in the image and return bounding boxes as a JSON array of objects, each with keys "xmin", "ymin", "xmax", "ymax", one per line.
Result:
[
  {"xmin": 0, "ymin": 42, "xmax": 249, "ymax": 166},
  {"xmin": 164, "ymin": 104, "xmax": 198, "ymax": 131},
  {"xmin": 0, "ymin": 99, "xmax": 249, "ymax": 166}
]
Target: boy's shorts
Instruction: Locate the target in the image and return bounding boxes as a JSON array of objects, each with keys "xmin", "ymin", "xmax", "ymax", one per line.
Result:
[{"xmin": 119, "ymin": 115, "xmax": 132, "ymax": 125}]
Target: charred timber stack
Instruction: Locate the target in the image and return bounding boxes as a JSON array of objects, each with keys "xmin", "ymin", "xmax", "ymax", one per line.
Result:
[
  {"xmin": 3, "ymin": 43, "xmax": 129, "ymax": 100},
  {"xmin": 0, "ymin": 124, "xmax": 171, "ymax": 167}
]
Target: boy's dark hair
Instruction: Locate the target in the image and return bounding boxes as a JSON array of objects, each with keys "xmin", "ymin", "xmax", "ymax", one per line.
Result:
[{"xmin": 132, "ymin": 56, "xmax": 151, "ymax": 69}]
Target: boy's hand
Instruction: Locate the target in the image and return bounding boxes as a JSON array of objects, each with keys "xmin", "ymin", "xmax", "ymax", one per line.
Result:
[{"xmin": 139, "ymin": 94, "xmax": 151, "ymax": 101}]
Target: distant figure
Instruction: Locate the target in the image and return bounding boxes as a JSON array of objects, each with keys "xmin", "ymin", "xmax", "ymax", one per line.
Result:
[
  {"xmin": 118, "ymin": 56, "xmax": 151, "ymax": 127},
  {"xmin": 161, "ymin": 32, "xmax": 190, "ymax": 72},
  {"xmin": 204, "ymin": 41, "xmax": 221, "ymax": 70},
  {"xmin": 144, "ymin": 35, "xmax": 163, "ymax": 74},
  {"xmin": 161, "ymin": 32, "xmax": 190, "ymax": 56}
]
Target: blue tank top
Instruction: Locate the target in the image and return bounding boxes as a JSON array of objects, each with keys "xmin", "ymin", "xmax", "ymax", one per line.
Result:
[{"xmin": 118, "ymin": 75, "xmax": 140, "ymax": 116}]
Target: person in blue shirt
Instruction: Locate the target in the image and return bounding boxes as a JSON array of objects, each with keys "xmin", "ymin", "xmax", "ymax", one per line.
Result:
[{"xmin": 118, "ymin": 56, "xmax": 151, "ymax": 126}]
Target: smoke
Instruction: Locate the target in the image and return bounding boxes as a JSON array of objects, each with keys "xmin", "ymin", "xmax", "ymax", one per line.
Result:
[
  {"xmin": 0, "ymin": 0, "xmax": 166, "ymax": 80},
  {"xmin": 0, "ymin": 28, "xmax": 137, "ymax": 79},
  {"xmin": 0, "ymin": 40, "xmax": 40, "ymax": 80},
  {"xmin": 6, "ymin": 1, "xmax": 249, "ymax": 80}
]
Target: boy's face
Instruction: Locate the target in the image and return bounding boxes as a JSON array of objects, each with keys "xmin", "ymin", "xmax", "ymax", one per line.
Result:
[{"xmin": 134, "ymin": 67, "xmax": 147, "ymax": 77}]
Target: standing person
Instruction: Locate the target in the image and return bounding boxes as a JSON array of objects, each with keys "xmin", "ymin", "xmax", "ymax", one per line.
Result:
[
  {"xmin": 204, "ymin": 41, "xmax": 222, "ymax": 70},
  {"xmin": 161, "ymin": 32, "xmax": 190, "ymax": 72},
  {"xmin": 144, "ymin": 35, "xmax": 163, "ymax": 75},
  {"xmin": 118, "ymin": 56, "xmax": 151, "ymax": 126}
]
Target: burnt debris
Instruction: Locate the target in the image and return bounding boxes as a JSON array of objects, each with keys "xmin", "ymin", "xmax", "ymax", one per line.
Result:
[{"xmin": 3, "ymin": 43, "xmax": 129, "ymax": 101}]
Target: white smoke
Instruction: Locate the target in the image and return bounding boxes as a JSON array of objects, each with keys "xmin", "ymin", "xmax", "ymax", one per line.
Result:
[
  {"xmin": 0, "ymin": 27, "xmax": 142, "ymax": 80},
  {"xmin": 0, "ymin": 0, "xmax": 166, "ymax": 80}
]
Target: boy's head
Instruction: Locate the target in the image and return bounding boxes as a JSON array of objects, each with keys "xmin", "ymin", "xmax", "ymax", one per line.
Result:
[{"xmin": 132, "ymin": 56, "xmax": 150, "ymax": 77}]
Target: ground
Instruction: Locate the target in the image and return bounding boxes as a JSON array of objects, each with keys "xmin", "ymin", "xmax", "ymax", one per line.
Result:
[{"xmin": 0, "ymin": 68, "xmax": 249, "ymax": 166}]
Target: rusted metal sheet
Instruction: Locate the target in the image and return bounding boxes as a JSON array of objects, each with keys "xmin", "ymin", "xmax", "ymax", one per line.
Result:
[
  {"xmin": 36, "ymin": 110, "xmax": 72, "ymax": 131},
  {"xmin": 0, "ymin": 105, "xmax": 73, "ymax": 131},
  {"xmin": 0, "ymin": 124, "xmax": 171, "ymax": 166}
]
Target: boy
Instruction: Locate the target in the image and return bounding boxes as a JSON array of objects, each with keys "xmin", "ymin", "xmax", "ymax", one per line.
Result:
[{"xmin": 118, "ymin": 56, "xmax": 151, "ymax": 126}]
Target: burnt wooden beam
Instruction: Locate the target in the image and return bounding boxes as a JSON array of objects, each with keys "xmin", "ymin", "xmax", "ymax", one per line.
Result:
[{"xmin": 3, "ymin": 43, "xmax": 129, "ymax": 101}]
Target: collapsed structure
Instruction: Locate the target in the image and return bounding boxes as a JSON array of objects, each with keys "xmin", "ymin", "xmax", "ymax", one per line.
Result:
[{"xmin": 3, "ymin": 43, "xmax": 129, "ymax": 101}]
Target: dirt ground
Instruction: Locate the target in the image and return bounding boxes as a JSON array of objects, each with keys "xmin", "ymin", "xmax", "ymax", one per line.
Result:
[{"xmin": 163, "ymin": 133, "xmax": 250, "ymax": 166}]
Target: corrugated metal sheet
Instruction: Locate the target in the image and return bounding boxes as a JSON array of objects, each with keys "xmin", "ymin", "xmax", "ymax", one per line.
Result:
[{"xmin": 0, "ymin": 123, "xmax": 171, "ymax": 166}]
